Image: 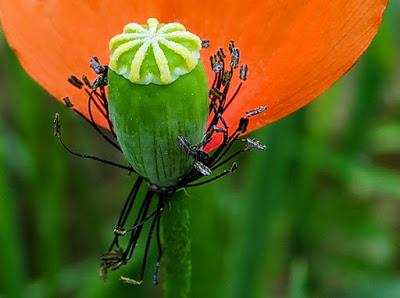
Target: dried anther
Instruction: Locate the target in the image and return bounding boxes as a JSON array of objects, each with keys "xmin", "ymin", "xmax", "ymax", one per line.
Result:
[
  {"xmin": 211, "ymin": 125, "xmax": 225, "ymax": 133},
  {"xmin": 243, "ymin": 138, "xmax": 266, "ymax": 151},
  {"xmin": 68, "ymin": 75, "xmax": 83, "ymax": 89},
  {"xmin": 90, "ymin": 56, "xmax": 105, "ymax": 75},
  {"xmin": 230, "ymin": 48, "xmax": 240, "ymax": 69},
  {"xmin": 210, "ymin": 87, "xmax": 223, "ymax": 98},
  {"xmin": 217, "ymin": 48, "xmax": 226, "ymax": 59},
  {"xmin": 240, "ymin": 64, "xmax": 248, "ymax": 81},
  {"xmin": 53, "ymin": 113, "xmax": 61, "ymax": 137},
  {"xmin": 153, "ymin": 262, "xmax": 161, "ymax": 285},
  {"xmin": 211, "ymin": 58, "xmax": 223, "ymax": 73},
  {"xmin": 194, "ymin": 160, "xmax": 212, "ymax": 176},
  {"xmin": 222, "ymin": 70, "xmax": 232, "ymax": 85},
  {"xmin": 238, "ymin": 117, "xmax": 249, "ymax": 133},
  {"xmin": 89, "ymin": 57, "xmax": 108, "ymax": 90},
  {"xmin": 100, "ymin": 248, "xmax": 126, "ymax": 279},
  {"xmin": 228, "ymin": 40, "xmax": 235, "ymax": 54},
  {"xmin": 246, "ymin": 106, "xmax": 266, "ymax": 117},
  {"xmin": 62, "ymin": 96, "xmax": 74, "ymax": 108},
  {"xmin": 201, "ymin": 39, "xmax": 210, "ymax": 48},
  {"xmin": 120, "ymin": 276, "xmax": 143, "ymax": 286},
  {"xmin": 82, "ymin": 75, "xmax": 91, "ymax": 88},
  {"xmin": 113, "ymin": 227, "xmax": 127, "ymax": 236}
]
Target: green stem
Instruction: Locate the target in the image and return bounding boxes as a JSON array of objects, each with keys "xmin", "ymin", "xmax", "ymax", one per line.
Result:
[{"xmin": 161, "ymin": 191, "xmax": 191, "ymax": 298}]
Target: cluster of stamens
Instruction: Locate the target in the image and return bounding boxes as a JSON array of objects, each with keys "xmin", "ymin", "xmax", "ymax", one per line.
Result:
[{"xmin": 54, "ymin": 40, "xmax": 266, "ymax": 286}]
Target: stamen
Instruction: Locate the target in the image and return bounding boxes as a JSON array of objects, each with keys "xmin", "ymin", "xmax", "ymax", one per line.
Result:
[
  {"xmin": 92, "ymin": 77, "xmax": 107, "ymax": 90},
  {"xmin": 90, "ymin": 56, "xmax": 106, "ymax": 75},
  {"xmin": 68, "ymin": 75, "xmax": 83, "ymax": 89},
  {"xmin": 53, "ymin": 113, "xmax": 61, "ymax": 137},
  {"xmin": 230, "ymin": 48, "xmax": 240, "ymax": 69},
  {"xmin": 113, "ymin": 227, "xmax": 127, "ymax": 236},
  {"xmin": 153, "ymin": 262, "xmax": 161, "ymax": 285},
  {"xmin": 240, "ymin": 64, "xmax": 248, "ymax": 81},
  {"xmin": 243, "ymin": 138, "xmax": 267, "ymax": 150},
  {"xmin": 120, "ymin": 276, "xmax": 142, "ymax": 286},
  {"xmin": 228, "ymin": 40, "xmax": 235, "ymax": 54},
  {"xmin": 222, "ymin": 70, "xmax": 232, "ymax": 86},
  {"xmin": 194, "ymin": 160, "xmax": 212, "ymax": 176},
  {"xmin": 53, "ymin": 114, "xmax": 133, "ymax": 172},
  {"xmin": 246, "ymin": 106, "xmax": 267, "ymax": 117},
  {"xmin": 62, "ymin": 96, "xmax": 74, "ymax": 108},
  {"xmin": 238, "ymin": 117, "xmax": 249, "ymax": 133},
  {"xmin": 209, "ymin": 87, "xmax": 223, "ymax": 98},
  {"xmin": 210, "ymin": 56, "xmax": 223, "ymax": 73},
  {"xmin": 100, "ymin": 248, "xmax": 125, "ymax": 277},
  {"xmin": 82, "ymin": 75, "xmax": 92, "ymax": 88},
  {"xmin": 217, "ymin": 48, "xmax": 226, "ymax": 60},
  {"xmin": 201, "ymin": 39, "xmax": 210, "ymax": 48},
  {"xmin": 211, "ymin": 125, "xmax": 225, "ymax": 133}
]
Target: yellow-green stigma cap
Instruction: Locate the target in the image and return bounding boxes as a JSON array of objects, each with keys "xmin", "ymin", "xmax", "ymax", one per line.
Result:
[{"xmin": 109, "ymin": 18, "xmax": 202, "ymax": 85}]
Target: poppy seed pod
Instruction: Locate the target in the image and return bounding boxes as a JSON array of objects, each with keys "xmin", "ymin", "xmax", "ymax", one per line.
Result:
[{"xmin": 108, "ymin": 18, "xmax": 208, "ymax": 186}]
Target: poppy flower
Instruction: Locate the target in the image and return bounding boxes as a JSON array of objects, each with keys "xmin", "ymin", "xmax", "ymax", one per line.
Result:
[
  {"xmin": 0, "ymin": 1, "xmax": 387, "ymax": 149},
  {"xmin": 0, "ymin": 0, "xmax": 388, "ymax": 290}
]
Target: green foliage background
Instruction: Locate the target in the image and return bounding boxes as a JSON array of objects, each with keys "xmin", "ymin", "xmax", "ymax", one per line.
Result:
[{"xmin": 0, "ymin": 3, "xmax": 399, "ymax": 297}]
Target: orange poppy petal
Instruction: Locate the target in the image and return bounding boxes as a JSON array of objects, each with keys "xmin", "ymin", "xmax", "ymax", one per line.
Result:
[
  {"xmin": 0, "ymin": 0, "xmax": 387, "ymax": 151},
  {"xmin": 222, "ymin": 0, "xmax": 388, "ymax": 131},
  {"xmin": 0, "ymin": 1, "xmax": 175, "ymax": 127}
]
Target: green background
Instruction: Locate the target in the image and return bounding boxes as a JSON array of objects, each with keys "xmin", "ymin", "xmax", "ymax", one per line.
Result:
[{"xmin": 0, "ymin": 2, "xmax": 399, "ymax": 297}]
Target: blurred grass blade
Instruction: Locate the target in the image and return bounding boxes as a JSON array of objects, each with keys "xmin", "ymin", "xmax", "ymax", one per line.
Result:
[
  {"xmin": 289, "ymin": 260, "xmax": 308, "ymax": 298},
  {"xmin": 0, "ymin": 120, "xmax": 25, "ymax": 298},
  {"xmin": 227, "ymin": 113, "xmax": 302, "ymax": 298}
]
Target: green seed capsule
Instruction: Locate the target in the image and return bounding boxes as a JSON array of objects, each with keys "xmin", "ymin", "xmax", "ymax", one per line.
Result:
[{"xmin": 108, "ymin": 18, "xmax": 208, "ymax": 186}]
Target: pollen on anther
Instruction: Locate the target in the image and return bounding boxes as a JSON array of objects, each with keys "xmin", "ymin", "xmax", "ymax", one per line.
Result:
[
  {"xmin": 62, "ymin": 97, "xmax": 74, "ymax": 108},
  {"xmin": 246, "ymin": 106, "xmax": 267, "ymax": 117},
  {"xmin": 201, "ymin": 40, "xmax": 210, "ymax": 48},
  {"xmin": 240, "ymin": 64, "xmax": 248, "ymax": 81}
]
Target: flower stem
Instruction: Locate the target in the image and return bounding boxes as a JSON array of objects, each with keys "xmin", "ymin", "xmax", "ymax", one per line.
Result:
[{"xmin": 161, "ymin": 190, "xmax": 191, "ymax": 298}]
